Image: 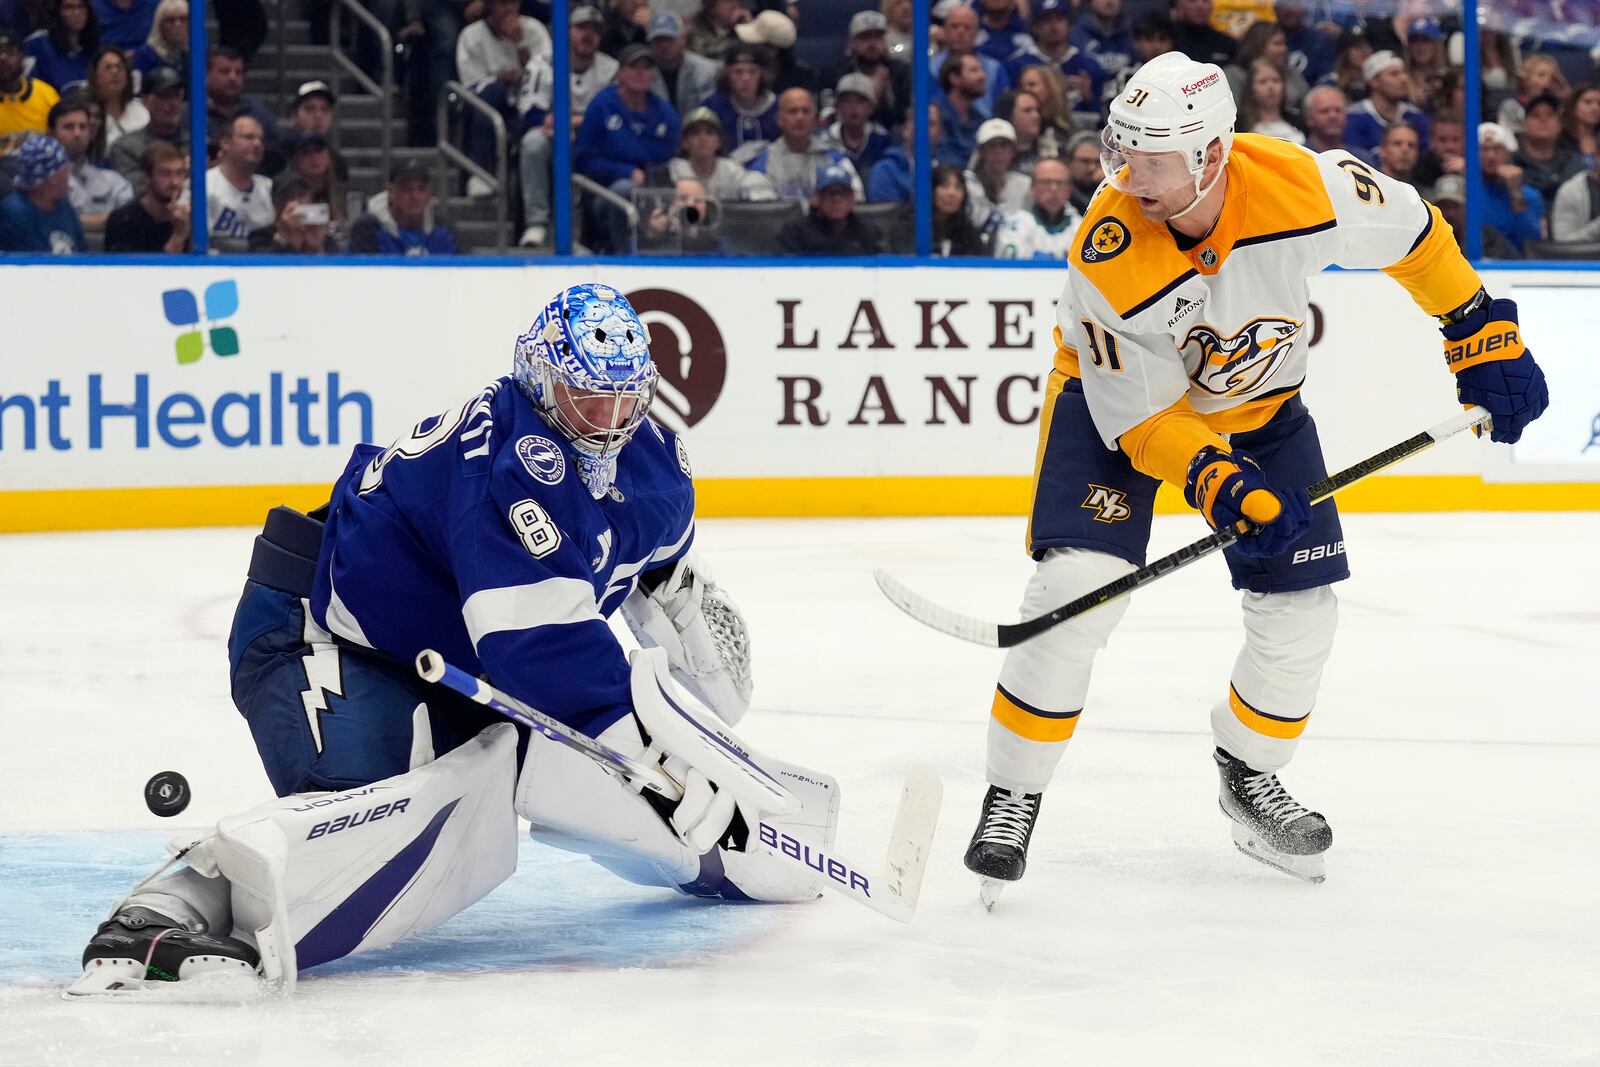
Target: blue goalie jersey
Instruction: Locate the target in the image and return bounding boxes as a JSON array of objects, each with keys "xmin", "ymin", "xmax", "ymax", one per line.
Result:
[{"xmin": 308, "ymin": 377, "xmax": 696, "ymax": 740}]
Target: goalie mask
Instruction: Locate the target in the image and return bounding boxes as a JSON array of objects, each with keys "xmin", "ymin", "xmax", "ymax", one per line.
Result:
[
  {"xmin": 1101, "ymin": 51, "xmax": 1235, "ymax": 220},
  {"xmin": 514, "ymin": 284, "xmax": 659, "ymax": 497}
]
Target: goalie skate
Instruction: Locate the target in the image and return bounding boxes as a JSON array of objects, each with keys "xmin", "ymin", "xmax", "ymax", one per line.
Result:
[
  {"xmin": 67, "ymin": 907, "xmax": 262, "ymax": 997},
  {"xmin": 1215, "ymin": 748, "xmax": 1331, "ymax": 884}
]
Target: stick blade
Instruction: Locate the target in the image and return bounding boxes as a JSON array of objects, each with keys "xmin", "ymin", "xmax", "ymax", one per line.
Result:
[
  {"xmin": 881, "ymin": 765, "xmax": 944, "ymax": 918},
  {"xmin": 872, "ymin": 569, "xmax": 1001, "ymax": 648}
]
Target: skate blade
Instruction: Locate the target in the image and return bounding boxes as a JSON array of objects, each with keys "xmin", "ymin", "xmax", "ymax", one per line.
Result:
[
  {"xmin": 978, "ymin": 877, "xmax": 1008, "ymax": 910},
  {"xmin": 65, "ymin": 957, "xmax": 264, "ymax": 1001},
  {"xmin": 1230, "ymin": 824, "xmax": 1326, "ymax": 884}
]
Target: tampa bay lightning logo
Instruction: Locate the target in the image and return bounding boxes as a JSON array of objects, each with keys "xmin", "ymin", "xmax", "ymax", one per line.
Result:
[
  {"xmin": 1183, "ymin": 317, "xmax": 1303, "ymax": 397},
  {"xmin": 516, "ymin": 435, "xmax": 566, "ymax": 485}
]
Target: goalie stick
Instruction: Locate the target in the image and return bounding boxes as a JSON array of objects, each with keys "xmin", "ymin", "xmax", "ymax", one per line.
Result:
[
  {"xmin": 416, "ymin": 650, "xmax": 943, "ymax": 923},
  {"xmin": 874, "ymin": 405, "xmax": 1492, "ymax": 649}
]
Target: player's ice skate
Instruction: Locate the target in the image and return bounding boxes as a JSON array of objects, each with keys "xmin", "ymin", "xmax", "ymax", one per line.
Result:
[
  {"xmin": 69, "ymin": 906, "xmax": 261, "ymax": 996},
  {"xmin": 1214, "ymin": 748, "xmax": 1332, "ymax": 883},
  {"xmin": 963, "ymin": 785, "xmax": 1042, "ymax": 909}
]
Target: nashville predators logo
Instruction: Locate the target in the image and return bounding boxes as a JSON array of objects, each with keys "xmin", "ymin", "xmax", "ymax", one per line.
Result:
[
  {"xmin": 1183, "ymin": 316, "xmax": 1303, "ymax": 397},
  {"xmin": 1081, "ymin": 484, "xmax": 1132, "ymax": 523},
  {"xmin": 1080, "ymin": 217, "xmax": 1128, "ymax": 263}
]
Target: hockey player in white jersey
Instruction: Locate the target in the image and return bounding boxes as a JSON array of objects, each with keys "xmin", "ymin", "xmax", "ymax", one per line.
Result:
[
  {"xmin": 964, "ymin": 53, "xmax": 1548, "ymax": 902},
  {"xmin": 992, "ymin": 158, "xmax": 1081, "ymax": 260}
]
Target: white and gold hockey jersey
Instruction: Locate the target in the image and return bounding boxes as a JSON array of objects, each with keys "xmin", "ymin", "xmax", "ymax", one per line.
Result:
[{"xmin": 1053, "ymin": 133, "xmax": 1482, "ymax": 486}]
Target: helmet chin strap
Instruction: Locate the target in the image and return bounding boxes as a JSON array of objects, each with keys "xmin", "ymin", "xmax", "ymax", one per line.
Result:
[{"xmin": 1166, "ymin": 162, "xmax": 1224, "ymax": 222}]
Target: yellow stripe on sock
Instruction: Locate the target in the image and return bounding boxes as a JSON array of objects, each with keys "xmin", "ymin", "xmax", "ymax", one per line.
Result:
[
  {"xmin": 990, "ymin": 686, "xmax": 1081, "ymax": 743},
  {"xmin": 1228, "ymin": 685, "xmax": 1310, "ymax": 740}
]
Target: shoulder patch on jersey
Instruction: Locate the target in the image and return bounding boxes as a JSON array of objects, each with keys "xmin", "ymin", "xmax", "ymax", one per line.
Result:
[
  {"xmin": 1080, "ymin": 217, "xmax": 1129, "ymax": 263},
  {"xmin": 675, "ymin": 436, "xmax": 692, "ymax": 477},
  {"xmin": 515, "ymin": 435, "xmax": 566, "ymax": 485}
]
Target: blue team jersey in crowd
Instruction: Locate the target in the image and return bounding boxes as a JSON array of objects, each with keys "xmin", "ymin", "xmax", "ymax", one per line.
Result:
[{"xmin": 308, "ymin": 377, "xmax": 696, "ymax": 740}]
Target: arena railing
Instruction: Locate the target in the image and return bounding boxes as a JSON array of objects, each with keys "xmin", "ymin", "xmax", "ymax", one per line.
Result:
[
  {"xmin": 438, "ymin": 80, "xmax": 511, "ymax": 254},
  {"xmin": 330, "ymin": 0, "xmax": 395, "ymax": 196}
]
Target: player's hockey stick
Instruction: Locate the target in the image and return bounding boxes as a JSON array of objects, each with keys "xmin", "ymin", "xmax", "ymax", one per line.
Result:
[
  {"xmin": 874, "ymin": 405, "xmax": 1492, "ymax": 649},
  {"xmin": 416, "ymin": 650, "xmax": 943, "ymax": 923}
]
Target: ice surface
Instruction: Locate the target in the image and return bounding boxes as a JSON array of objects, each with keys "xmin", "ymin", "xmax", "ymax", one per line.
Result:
[{"xmin": 2, "ymin": 515, "xmax": 1598, "ymax": 1066}]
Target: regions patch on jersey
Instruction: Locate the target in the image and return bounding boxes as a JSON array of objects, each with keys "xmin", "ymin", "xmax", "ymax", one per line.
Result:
[
  {"xmin": 675, "ymin": 436, "xmax": 692, "ymax": 477},
  {"xmin": 516, "ymin": 435, "xmax": 567, "ymax": 485},
  {"xmin": 1080, "ymin": 217, "xmax": 1129, "ymax": 264}
]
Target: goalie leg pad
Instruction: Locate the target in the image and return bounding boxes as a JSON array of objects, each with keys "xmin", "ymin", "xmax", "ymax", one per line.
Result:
[
  {"xmin": 208, "ymin": 722, "xmax": 519, "ymax": 984},
  {"xmin": 621, "ymin": 550, "xmax": 753, "ymax": 725},
  {"xmin": 988, "ymin": 548, "xmax": 1136, "ymax": 793},
  {"xmin": 1212, "ymin": 585, "xmax": 1338, "ymax": 772}
]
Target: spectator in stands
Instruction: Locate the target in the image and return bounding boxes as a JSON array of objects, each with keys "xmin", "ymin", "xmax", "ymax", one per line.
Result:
[
  {"xmin": 933, "ymin": 7, "xmax": 1007, "ymax": 115},
  {"xmin": 649, "ymin": 12, "xmax": 719, "ymax": 117},
  {"xmin": 1431, "ymin": 173, "xmax": 1517, "ymax": 259},
  {"xmin": 638, "ymin": 176, "xmax": 727, "ymax": 254},
  {"xmin": 129, "ymin": 0, "xmax": 184, "ymax": 81},
  {"xmin": 1015, "ymin": 62, "xmax": 1074, "ymax": 147},
  {"xmin": 86, "ymin": 45, "xmax": 140, "ymax": 147},
  {"xmin": 90, "ymin": 0, "xmax": 155, "ymax": 51},
  {"xmin": 650, "ymin": 106, "xmax": 764, "ymax": 201},
  {"xmin": 24, "ymin": 0, "xmax": 97, "ymax": 94},
  {"xmin": 827, "ymin": 10, "xmax": 909, "ymax": 134},
  {"xmin": 1320, "ymin": 32, "xmax": 1370, "ymax": 102},
  {"xmin": 737, "ymin": 10, "xmax": 816, "ymax": 95},
  {"xmin": 1374, "ymin": 122, "xmax": 1420, "ymax": 188},
  {"xmin": 281, "ymin": 132, "xmax": 345, "ymax": 241},
  {"xmin": 1071, "ymin": 0, "xmax": 1133, "ymax": 99},
  {"xmin": 964, "ymin": 116, "xmax": 1028, "ymax": 234},
  {"xmin": 1516, "ymin": 93, "xmax": 1584, "ymax": 209},
  {"xmin": 974, "ymin": 0, "xmax": 1028, "ymax": 66},
  {"xmin": 248, "ymin": 176, "xmax": 335, "ymax": 254},
  {"xmin": 279, "ymin": 81, "xmax": 347, "ymax": 181},
  {"xmin": 1301, "ymin": 84, "xmax": 1348, "ymax": 154},
  {"xmin": 1167, "ymin": 0, "xmax": 1234, "ymax": 67},
  {"xmin": 1227, "ymin": 23, "xmax": 1307, "ymax": 110},
  {"xmin": 828, "ymin": 72, "xmax": 889, "ymax": 180},
  {"xmin": 206, "ymin": 113, "xmax": 272, "ymax": 244},
  {"xmin": 1003, "ymin": 0, "xmax": 1100, "ymax": 115},
  {"xmin": 688, "ymin": 0, "xmax": 747, "ymax": 63},
  {"xmin": 0, "ymin": 131, "xmax": 83, "ymax": 250},
  {"xmin": 205, "ymin": 46, "xmax": 279, "ymax": 168},
  {"xmin": 776, "ymin": 162, "xmax": 881, "ymax": 254},
  {"xmin": 1064, "ymin": 128, "xmax": 1100, "ymax": 216},
  {"xmin": 1560, "ymin": 83, "xmax": 1600, "ymax": 171},
  {"xmin": 993, "ymin": 156, "xmax": 1077, "ymax": 259},
  {"xmin": 996, "ymin": 88, "xmax": 1053, "ymax": 173},
  {"xmin": 1238, "ymin": 59, "xmax": 1303, "ymax": 144},
  {"xmin": 104, "ymin": 138, "xmax": 187, "ymax": 250},
  {"xmin": 746, "ymin": 86, "xmax": 860, "ymax": 199},
  {"xmin": 50, "ymin": 93, "xmax": 125, "ymax": 230},
  {"xmin": 457, "ymin": 0, "xmax": 551, "ymax": 196},
  {"xmin": 601, "ymin": 0, "xmax": 649, "ymax": 56},
  {"xmin": 107, "ymin": 63, "xmax": 181, "ymax": 186},
  {"xmin": 575, "ymin": 43, "xmax": 681, "ymax": 252},
  {"xmin": 0, "ymin": 27, "xmax": 59, "ymax": 135},
  {"xmin": 1478, "ymin": 29, "xmax": 1518, "ymax": 107},
  {"xmin": 702, "ymin": 46, "xmax": 777, "ymax": 158},
  {"xmin": 1417, "ymin": 108, "xmax": 1464, "ymax": 186},
  {"xmin": 1498, "ymin": 55, "xmax": 1568, "ymax": 136},
  {"xmin": 1402, "ymin": 16, "xmax": 1444, "ymax": 112},
  {"xmin": 867, "ymin": 102, "xmax": 938, "ymax": 203},
  {"xmin": 515, "ymin": 10, "xmax": 619, "ymax": 249},
  {"xmin": 1344, "ymin": 51, "xmax": 1429, "ymax": 160},
  {"xmin": 350, "ymin": 158, "xmax": 458, "ymax": 255},
  {"xmin": 1478, "ymin": 122, "xmax": 1543, "ymax": 254},
  {"xmin": 1275, "ymin": 0, "xmax": 1331, "ymax": 87},
  {"xmin": 882, "ymin": 0, "xmax": 913, "ymax": 62},
  {"xmin": 929, "ymin": 162, "xmax": 986, "ymax": 255},
  {"xmin": 934, "ymin": 54, "xmax": 987, "ymax": 166},
  {"xmin": 1550, "ymin": 153, "xmax": 1600, "ymax": 244}
]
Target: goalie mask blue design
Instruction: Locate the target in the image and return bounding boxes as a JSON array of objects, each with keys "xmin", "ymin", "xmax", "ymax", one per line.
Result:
[{"xmin": 514, "ymin": 284, "xmax": 659, "ymax": 497}]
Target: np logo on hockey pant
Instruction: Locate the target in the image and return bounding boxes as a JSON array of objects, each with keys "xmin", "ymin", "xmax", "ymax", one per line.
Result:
[
  {"xmin": 1184, "ymin": 316, "xmax": 1304, "ymax": 397},
  {"xmin": 1080, "ymin": 484, "xmax": 1132, "ymax": 523}
]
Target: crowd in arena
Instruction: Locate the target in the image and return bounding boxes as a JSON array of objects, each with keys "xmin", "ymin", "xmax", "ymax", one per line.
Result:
[{"xmin": 2, "ymin": 0, "xmax": 1599, "ymax": 256}]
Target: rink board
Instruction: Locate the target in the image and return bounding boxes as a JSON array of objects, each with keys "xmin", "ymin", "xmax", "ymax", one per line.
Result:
[{"xmin": 1, "ymin": 263, "xmax": 1597, "ymax": 531}]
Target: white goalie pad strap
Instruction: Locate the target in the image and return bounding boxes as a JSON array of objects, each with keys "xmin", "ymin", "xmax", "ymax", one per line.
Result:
[
  {"xmin": 209, "ymin": 723, "xmax": 519, "ymax": 987},
  {"xmin": 620, "ymin": 551, "xmax": 753, "ymax": 725}
]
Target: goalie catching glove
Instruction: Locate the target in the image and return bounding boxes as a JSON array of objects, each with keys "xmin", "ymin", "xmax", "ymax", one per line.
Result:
[
  {"xmin": 1184, "ymin": 446, "xmax": 1312, "ymax": 559},
  {"xmin": 622, "ymin": 551, "xmax": 753, "ymax": 725}
]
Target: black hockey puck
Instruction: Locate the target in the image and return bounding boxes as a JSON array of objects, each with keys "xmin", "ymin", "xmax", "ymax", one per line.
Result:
[{"xmin": 144, "ymin": 771, "xmax": 191, "ymax": 817}]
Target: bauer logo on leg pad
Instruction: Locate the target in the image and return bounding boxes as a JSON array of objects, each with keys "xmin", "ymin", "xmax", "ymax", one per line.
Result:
[
  {"xmin": 759, "ymin": 822, "xmax": 870, "ymax": 895},
  {"xmin": 306, "ymin": 798, "xmax": 411, "ymax": 840}
]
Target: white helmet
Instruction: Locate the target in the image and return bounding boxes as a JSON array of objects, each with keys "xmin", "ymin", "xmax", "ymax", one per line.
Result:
[{"xmin": 1101, "ymin": 51, "xmax": 1236, "ymax": 214}]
